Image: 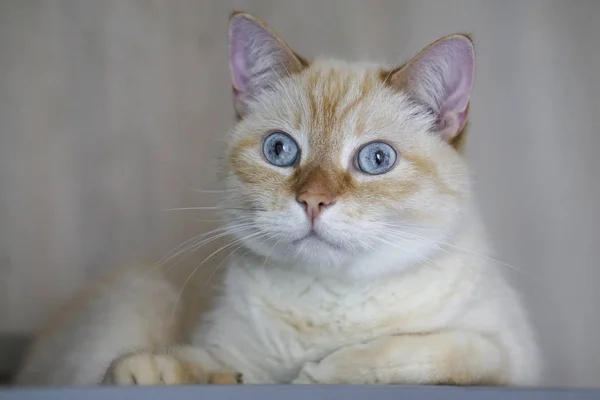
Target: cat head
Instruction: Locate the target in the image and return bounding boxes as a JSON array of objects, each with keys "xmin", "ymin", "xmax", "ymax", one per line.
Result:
[{"xmin": 221, "ymin": 11, "xmax": 475, "ymax": 279}]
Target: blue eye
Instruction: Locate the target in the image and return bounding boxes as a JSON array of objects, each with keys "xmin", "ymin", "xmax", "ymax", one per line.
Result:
[
  {"xmin": 357, "ymin": 141, "xmax": 397, "ymax": 175},
  {"xmin": 262, "ymin": 131, "xmax": 299, "ymax": 167}
]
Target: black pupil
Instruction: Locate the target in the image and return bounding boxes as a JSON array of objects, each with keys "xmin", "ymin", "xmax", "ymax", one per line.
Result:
[
  {"xmin": 275, "ymin": 141, "xmax": 285, "ymax": 156},
  {"xmin": 375, "ymin": 150, "xmax": 384, "ymax": 165}
]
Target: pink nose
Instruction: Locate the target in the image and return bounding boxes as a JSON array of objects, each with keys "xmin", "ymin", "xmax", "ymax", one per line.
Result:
[{"xmin": 296, "ymin": 191, "xmax": 335, "ymax": 223}]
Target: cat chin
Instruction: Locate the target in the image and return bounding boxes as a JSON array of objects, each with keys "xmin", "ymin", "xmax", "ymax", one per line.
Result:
[
  {"xmin": 237, "ymin": 234, "xmax": 420, "ymax": 280},
  {"xmin": 240, "ymin": 233, "xmax": 358, "ymax": 270}
]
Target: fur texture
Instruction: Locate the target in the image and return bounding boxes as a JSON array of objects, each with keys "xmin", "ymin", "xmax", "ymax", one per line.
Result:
[{"xmin": 16, "ymin": 11, "xmax": 540, "ymax": 387}]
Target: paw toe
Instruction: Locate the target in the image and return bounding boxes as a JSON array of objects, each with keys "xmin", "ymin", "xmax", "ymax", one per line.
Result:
[
  {"xmin": 208, "ymin": 372, "xmax": 243, "ymax": 384},
  {"xmin": 107, "ymin": 353, "xmax": 185, "ymax": 385}
]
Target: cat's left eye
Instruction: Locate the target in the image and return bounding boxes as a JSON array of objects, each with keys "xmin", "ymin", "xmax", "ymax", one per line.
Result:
[
  {"xmin": 262, "ymin": 131, "xmax": 299, "ymax": 167},
  {"xmin": 356, "ymin": 141, "xmax": 397, "ymax": 175}
]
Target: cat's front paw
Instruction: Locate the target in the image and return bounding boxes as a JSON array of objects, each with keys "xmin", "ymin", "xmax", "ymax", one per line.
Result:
[
  {"xmin": 103, "ymin": 352, "xmax": 242, "ymax": 386},
  {"xmin": 103, "ymin": 352, "xmax": 199, "ymax": 385},
  {"xmin": 292, "ymin": 362, "xmax": 322, "ymax": 384},
  {"xmin": 292, "ymin": 360, "xmax": 361, "ymax": 385},
  {"xmin": 292, "ymin": 348, "xmax": 375, "ymax": 385}
]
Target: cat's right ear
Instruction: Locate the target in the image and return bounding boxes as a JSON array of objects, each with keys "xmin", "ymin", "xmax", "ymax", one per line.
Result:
[
  {"xmin": 387, "ymin": 34, "xmax": 475, "ymax": 144},
  {"xmin": 229, "ymin": 11, "xmax": 306, "ymax": 118}
]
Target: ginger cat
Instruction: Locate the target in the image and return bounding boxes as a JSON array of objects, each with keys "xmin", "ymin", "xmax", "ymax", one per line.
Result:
[{"xmin": 16, "ymin": 11, "xmax": 540, "ymax": 386}]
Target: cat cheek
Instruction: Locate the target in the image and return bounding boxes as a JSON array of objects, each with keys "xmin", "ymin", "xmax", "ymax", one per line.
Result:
[{"xmin": 341, "ymin": 205, "xmax": 367, "ymax": 220}]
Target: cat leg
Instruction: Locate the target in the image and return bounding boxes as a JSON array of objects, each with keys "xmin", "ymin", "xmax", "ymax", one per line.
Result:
[
  {"xmin": 103, "ymin": 346, "xmax": 242, "ymax": 385},
  {"xmin": 293, "ymin": 331, "xmax": 508, "ymax": 386},
  {"xmin": 15, "ymin": 266, "xmax": 185, "ymax": 386}
]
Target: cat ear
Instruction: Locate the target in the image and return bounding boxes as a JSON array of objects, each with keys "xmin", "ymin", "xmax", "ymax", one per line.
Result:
[
  {"xmin": 390, "ymin": 34, "xmax": 475, "ymax": 141},
  {"xmin": 228, "ymin": 11, "xmax": 306, "ymax": 117}
]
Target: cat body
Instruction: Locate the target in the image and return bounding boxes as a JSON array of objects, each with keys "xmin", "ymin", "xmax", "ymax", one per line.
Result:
[
  {"xmin": 16, "ymin": 12, "xmax": 540, "ymax": 387},
  {"xmin": 195, "ymin": 226, "xmax": 538, "ymax": 385}
]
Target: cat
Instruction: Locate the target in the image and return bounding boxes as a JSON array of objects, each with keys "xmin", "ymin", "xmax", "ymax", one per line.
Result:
[{"xmin": 15, "ymin": 11, "xmax": 540, "ymax": 386}]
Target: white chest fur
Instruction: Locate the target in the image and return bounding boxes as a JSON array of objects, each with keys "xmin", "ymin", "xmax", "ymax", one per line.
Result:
[{"xmin": 193, "ymin": 246, "xmax": 483, "ymax": 383}]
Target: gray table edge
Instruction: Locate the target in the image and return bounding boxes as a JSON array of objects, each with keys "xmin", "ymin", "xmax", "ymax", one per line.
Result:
[{"xmin": 1, "ymin": 385, "xmax": 599, "ymax": 400}]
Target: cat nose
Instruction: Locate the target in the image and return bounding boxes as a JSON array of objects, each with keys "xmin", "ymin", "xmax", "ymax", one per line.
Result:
[{"xmin": 296, "ymin": 191, "xmax": 335, "ymax": 223}]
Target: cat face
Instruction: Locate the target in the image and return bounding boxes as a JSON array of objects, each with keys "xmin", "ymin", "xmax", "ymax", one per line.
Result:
[{"xmin": 221, "ymin": 12, "xmax": 475, "ymax": 278}]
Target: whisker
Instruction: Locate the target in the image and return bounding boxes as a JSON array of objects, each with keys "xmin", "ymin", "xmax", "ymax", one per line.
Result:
[
  {"xmin": 157, "ymin": 214, "xmax": 257, "ymax": 269},
  {"xmin": 159, "ymin": 222, "xmax": 255, "ymax": 265},
  {"xmin": 190, "ymin": 218, "xmax": 228, "ymax": 223},
  {"xmin": 165, "ymin": 206, "xmax": 221, "ymax": 211},
  {"xmin": 369, "ymin": 235, "xmax": 440, "ymax": 270},
  {"xmin": 261, "ymin": 235, "xmax": 282, "ymax": 271},
  {"xmin": 170, "ymin": 231, "xmax": 267, "ymax": 320},
  {"xmin": 351, "ymin": 235, "xmax": 378, "ymax": 253},
  {"xmin": 377, "ymin": 224, "xmax": 536, "ymax": 279},
  {"xmin": 206, "ymin": 232, "xmax": 278, "ymax": 285},
  {"xmin": 159, "ymin": 224, "xmax": 259, "ymax": 274},
  {"xmin": 164, "ymin": 206, "xmax": 267, "ymax": 212},
  {"xmin": 194, "ymin": 189, "xmax": 236, "ymax": 194},
  {"xmin": 157, "ymin": 228, "xmax": 229, "ymax": 267}
]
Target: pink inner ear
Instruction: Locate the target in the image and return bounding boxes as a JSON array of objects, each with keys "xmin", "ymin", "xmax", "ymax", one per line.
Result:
[
  {"xmin": 229, "ymin": 15, "xmax": 296, "ymax": 92},
  {"xmin": 229, "ymin": 16, "xmax": 262, "ymax": 92},
  {"xmin": 406, "ymin": 36, "xmax": 475, "ymax": 139},
  {"xmin": 228, "ymin": 14, "xmax": 302, "ymax": 117},
  {"xmin": 230, "ymin": 45, "xmax": 248, "ymax": 91}
]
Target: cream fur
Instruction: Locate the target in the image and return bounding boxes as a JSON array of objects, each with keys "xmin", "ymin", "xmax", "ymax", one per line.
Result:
[{"xmin": 15, "ymin": 28, "xmax": 540, "ymax": 387}]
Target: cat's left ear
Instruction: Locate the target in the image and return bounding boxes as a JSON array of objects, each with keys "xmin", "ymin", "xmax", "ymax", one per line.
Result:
[
  {"xmin": 389, "ymin": 34, "xmax": 475, "ymax": 141},
  {"xmin": 228, "ymin": 11, "xmax": 306, "ymax": 118}
]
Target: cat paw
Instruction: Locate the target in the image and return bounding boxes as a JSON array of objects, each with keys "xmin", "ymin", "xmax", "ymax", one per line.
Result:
[
  {"xmin": 103, "ymin": 352, "xmax": 242, "ymax": 386},
  {"xmin": 292, "ymin": 361, "xmax": 355, "ymax": 384},
  {"xmin": 208, "ymin": 372, "xmax": 244, "ymax": 384},
  {"xmin": 291, "ymin": 362, "xmax": 322, "ymax": 384},
  {"xmin": 103, "ymin": 352, "xmax": 198, "ymax": 385},
  {"xmin": 292, "ymin": 357, "xmax": 369, "ymax": 385}
]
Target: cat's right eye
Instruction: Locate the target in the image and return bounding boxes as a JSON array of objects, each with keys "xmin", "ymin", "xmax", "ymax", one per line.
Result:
[
  {"xmin": 262, "ymin": 131, "xmax": 299, "ymax": 167},
  {"xmin": 356, "ymin": 141, "xmax": 397, "ymax": 175}
]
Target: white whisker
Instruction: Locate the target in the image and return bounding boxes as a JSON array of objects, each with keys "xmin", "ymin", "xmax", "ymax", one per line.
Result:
[
  {"xmin": 206, "ymin": 232, "xmax": 279, "ymax": 285},
  {"xmin": 368, "ymin": 235, "xmax": 440, "ymax": 270},
  {"xmin": 194, "ymin": 188, "xmax": 236, "ymax": 194},
  {"xmin": 377, "ymin": 224, "xmax": 537, "ymax": 279},
  {"xmin": 261, "ymin": 235, "xmax": 282, "ymax": 271},
  {"xmin": 170, "ymin": 231, "xmax": 267, "ymax": 320},
  {"xmin": 164, "ymin": 207, "xmax": 222, "ymax": 211},
  {"xmin": 157, "ymin": 223, "xmax": 245, "ymax": 263},
  {"xmin": 159, "ymin": 224, "xmax": 259, "ymax": 274}
]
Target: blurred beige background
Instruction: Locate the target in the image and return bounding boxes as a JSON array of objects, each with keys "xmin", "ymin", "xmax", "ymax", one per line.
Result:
[{"xmin": 1, "ymin": 0, "xmax": 599, "ymax": 388}]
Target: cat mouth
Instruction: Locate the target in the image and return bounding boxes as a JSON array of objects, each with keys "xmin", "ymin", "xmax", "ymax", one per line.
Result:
[{"xmin": 292, "ymin": 230, "xmax": 341, "ymax": 250}]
